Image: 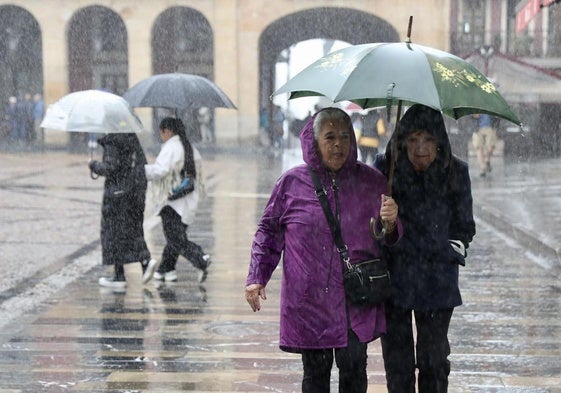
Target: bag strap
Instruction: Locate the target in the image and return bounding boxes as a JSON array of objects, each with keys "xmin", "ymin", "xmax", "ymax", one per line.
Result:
[{"xmin": 307, "ymin": 166, "xmax": 351, "ymax": 269}]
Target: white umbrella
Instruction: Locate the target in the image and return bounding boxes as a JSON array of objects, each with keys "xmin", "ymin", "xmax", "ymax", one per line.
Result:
[{"xmin": 41, "ymin": 89, "xmax": 144, "ymax": 133}]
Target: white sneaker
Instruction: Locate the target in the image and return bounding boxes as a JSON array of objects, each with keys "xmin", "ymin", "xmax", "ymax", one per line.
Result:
[
  {"xmin": 142, "ymin": 259, "xmax": 160, "ymax": 284},
  {"xmin": 98, "ymin": 276, "xmax": 127, "ymax": 289},
  {"xmin": 153, "ymin": 272, "xmax": 164, "ymax": 281},
  {"xmin": 164, "ymin": 270, "xmax": 178, "ymax": 282},
  {"xmin": 197, "ymin": 254, "xmax": 212, "ymax": 283}
]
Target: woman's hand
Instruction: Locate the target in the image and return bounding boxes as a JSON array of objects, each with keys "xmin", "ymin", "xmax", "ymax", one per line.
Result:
[
  {"xmin": 245, "ymin": 284, "xmax": 266, "ymax": 312},
  {"xmin": 380, "ymin": 195, "xmax": 398, "ymax": 230}
]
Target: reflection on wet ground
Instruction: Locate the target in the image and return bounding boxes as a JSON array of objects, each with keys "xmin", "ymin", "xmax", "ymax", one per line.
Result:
[{"xmin": 0, "ymin": 149, "xmax": 559, "ymax": 392}]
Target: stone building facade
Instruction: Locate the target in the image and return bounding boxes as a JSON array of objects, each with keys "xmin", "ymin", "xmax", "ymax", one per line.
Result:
[
  {"xmin": 0, "ymin": 0, "xmax": 452, "ymax": 147},
  {"xmin": 0, "ymin": 0, "xmax": 559, "ymax": 150}
]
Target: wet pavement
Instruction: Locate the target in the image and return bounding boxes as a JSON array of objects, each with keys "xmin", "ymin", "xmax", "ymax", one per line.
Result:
[{"xmin": 0, "ymin": 147, "xmax": 559, "ymax": 392}]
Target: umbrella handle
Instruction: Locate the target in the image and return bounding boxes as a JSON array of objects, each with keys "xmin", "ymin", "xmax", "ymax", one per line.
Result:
[
  {"xmin": 89, "ymin": 148, "xmax": 99, "ymax": 180},
  {"xmin": 370, "ymin": 216, "xmax": 387, "ymax": 240}
]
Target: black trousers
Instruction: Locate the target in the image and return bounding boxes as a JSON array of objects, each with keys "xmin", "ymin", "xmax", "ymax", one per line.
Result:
[
  {"xmin": 301, "ymin": 330, "xmax": 368, "ymax": 393},
  {"xmin": 381, "ymin": 304, "xmax": 453, "ymax": 393},
  {"xmin": 158, "ymin": 206, "xmax": 206, "ymax": 273}
]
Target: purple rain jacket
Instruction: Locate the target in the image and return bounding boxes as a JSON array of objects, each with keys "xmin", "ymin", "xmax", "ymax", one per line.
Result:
[{"xmin": 247, "ymin": 110, "xmax": 403, "ymax": 352}]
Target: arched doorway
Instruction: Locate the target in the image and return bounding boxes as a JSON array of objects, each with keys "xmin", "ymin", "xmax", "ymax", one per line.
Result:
[
  {"xmin": 258, "ymin": 7, "xmax": 399, "ymax": 145},
  {"xmin": 67, "ymin": 5, "xmax": 128, "ymax": 150},
  {"xmin": 152, "ymin": 7, "xmax": 214, "ymax": 143},
  {"xmin": 68, "ymin": 5, "xmax": 128, "ymax": 94},
  {"xmin": 0, "ymin": 5, "xmax": 42, "ymax": 145}
]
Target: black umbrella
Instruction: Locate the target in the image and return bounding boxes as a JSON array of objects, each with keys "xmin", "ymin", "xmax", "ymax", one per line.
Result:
[{"xmin": 122, "ymin": 73, "xmax": 236, "ymax": 113}]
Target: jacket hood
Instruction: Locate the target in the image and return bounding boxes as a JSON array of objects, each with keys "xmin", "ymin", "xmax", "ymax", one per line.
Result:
[
  {"xmin": 383, "ymin": 104, "xmax": 452, "ymax": 169},
  {"xmin": 299, "ymin": 108, "xmax": 358, "ymax": 172}
]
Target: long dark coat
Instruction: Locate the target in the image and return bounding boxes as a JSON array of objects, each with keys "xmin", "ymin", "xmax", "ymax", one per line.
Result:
[
  {"xmin": 373, "ymin": 105, "xmax": 476, "ymax": 311},
  {"xmin": 89, "ymin": 133, "xmax": 150, "ymax": 266}
]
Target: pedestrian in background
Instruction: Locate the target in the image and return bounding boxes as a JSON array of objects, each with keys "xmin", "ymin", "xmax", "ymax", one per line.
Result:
[
  {"xmin": 358, "ymin": 109, "xmax": 386, "ymax": 165},
  {"xmin": 5, "ymin": 96, "xmax": 18, "ymax": 143},
  {"xmin": 373, "ymin": 104, "xmax": 476, "ymax": 393},
  {"xmin": 22, "ymin": 93, "xmax": 34, "ymax": 142},
  {"xmin": 11, "ymin": 96, "xmax": 28, "ymax": 144},
  {"xmin": 258, "ymin": 106, "xmax": 270, "ymax": 146},
  {"xmin": 145, "ymin": 117, "xmax": 211, "ymax": 283},
  {"xmin": 32, "ymin": 93, "xmax": 45, "ymax": 148},
  {"xmin": 197, "ymin": 107, "xmax": 214, "ymax": 144},
  {"xmin": 350, "ymin": 112, "xmax": 363, "ymax": 147},
  {"xmin": 271, "ymin": 104, "xmax": 285, "ymax": 149},
  {"xmin": 472, "ymin": 113, "xmax": 497, "ymax": 177},
  {"xmin": 89, "ymin": 133, "xmax": 158, "ymax": 290},
  {"xmin": 246, "ymin": 107, "xmax": 401, "ymax": 393}
]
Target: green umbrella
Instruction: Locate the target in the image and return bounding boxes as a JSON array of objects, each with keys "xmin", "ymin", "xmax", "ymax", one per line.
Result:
[{"xmin": 273, "ymin": 39, "xmax": 521, "ymax": 126}]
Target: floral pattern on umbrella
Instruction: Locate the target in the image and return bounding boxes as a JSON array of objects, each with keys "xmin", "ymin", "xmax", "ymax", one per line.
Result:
[{"xmin": 275, "ymin": 42, "xmax": 521, "ymax": 125}]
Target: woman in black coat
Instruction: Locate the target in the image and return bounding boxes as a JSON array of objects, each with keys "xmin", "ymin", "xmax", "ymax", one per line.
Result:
[
  {"xmin": 373, "ymin": 105, "xmax": 476, "ymax": 393},
  {"xmin": 89, "ymin": 133, "xmax": 158, "ymax": 289}
]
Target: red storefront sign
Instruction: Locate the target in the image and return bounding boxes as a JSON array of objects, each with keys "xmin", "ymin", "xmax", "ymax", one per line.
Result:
[
  {"xmin": 516, "ymin": 0, "xmax": 558, "ymax": 32},
  {"xmin": 516, "ymin": 0, "xmax": 541, "ymax": 32}
]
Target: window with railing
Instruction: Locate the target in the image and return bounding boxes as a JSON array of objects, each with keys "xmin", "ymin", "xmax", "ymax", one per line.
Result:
[{"xmin": 455, "ymin": 0, "xmax": 486, "ymax": 56}]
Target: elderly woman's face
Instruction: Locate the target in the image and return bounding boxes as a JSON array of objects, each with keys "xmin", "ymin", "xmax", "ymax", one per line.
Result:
[
  {"xmin": 317, "ymin": 119, "xmax": 351, "ymax": 172},
  {"xmin": 405, "ymin": 130, "xmax": 437, "ymax": 171}
]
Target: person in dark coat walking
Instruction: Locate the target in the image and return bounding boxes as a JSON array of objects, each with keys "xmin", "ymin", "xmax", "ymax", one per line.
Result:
[
  {"xmin": 373, "ymin": 104, "xmax": 476, "ymax": 393},
  {"xmin": 89, "ymin": 133, "xmax": 158, "ymax": 290},
  {"xmin": 5, "ymin": 96, "xmax": 18, "ymax": 142}
]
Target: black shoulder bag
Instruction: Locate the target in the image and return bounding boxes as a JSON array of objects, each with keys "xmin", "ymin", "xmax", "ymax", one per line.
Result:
[
  {"xmin": 308, "ymin": 166, "xmax": 391, "ymax": 306},
  {"xmin": 168, "ymin": 172, "xmax": 195, "ymax": 201}
]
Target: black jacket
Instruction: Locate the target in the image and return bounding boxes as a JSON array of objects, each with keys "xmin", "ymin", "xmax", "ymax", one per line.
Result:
[
  {"xmin": 89, "ymin": 133, "xmax": 150, "ymax": 266},
  {"xmin": 373, "ymin": 105, "xmax": 476, "ymax": 310}
]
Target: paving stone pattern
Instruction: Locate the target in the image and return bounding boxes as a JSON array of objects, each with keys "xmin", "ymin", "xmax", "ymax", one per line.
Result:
[{"xmin": 0, "ymin": 150, "xmax": 559, "ymax": 392}]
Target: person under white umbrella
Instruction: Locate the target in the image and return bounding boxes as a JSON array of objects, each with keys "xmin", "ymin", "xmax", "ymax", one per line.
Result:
[
  {"xmin": 41, "ymin": 89, "xmax": 159, "ymax": 289},
  {"xmin": 89, "ymin": 133, "xmax": 159, "ymax": 289}
]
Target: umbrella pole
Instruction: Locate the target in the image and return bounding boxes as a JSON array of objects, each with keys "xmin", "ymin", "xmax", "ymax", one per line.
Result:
[
  {"xmin": 387, "ymin": 100, "xmax": 403, "ymax": 197},
  {"xmin": 406, "ymin": 16, "xmax": 413, "ymax": 43},
  {"xmin": 387, "ymin": 16, "xmax": 411, "ymax": 193},
  {"xmin": 370, "ymin": 100, "xmax": 403, "ymax": 240},
  {"xmin": 387, "ymin": 17, "xmax": 411, "ymax": 195}
]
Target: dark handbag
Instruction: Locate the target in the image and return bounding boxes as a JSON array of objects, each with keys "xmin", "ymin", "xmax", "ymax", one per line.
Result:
[
  {"xmin": 168, "ymin": 174, "xmax": 195, "ymax": 201},
  {"xmin": 110, "ymin": 151, "xmax": 145, "ymax": 198},
  {"xmin": 342, "ymin": 258, "xmax": 391, "ymax": 306},
  {"xmin": 308, "ymin": 167, "xmax": 391, "ymax": 306}
]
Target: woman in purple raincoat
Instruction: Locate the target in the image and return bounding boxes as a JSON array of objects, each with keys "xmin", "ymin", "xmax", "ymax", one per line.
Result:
[{"xmin": 245, "ymin": 107, "xmax": 402, "ymax": 393}]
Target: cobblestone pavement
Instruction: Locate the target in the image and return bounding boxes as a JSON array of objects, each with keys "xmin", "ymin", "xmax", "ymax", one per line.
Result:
[{"xmin": 0, "ymin": 148, "xmax": 559, "ymax": 392}]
